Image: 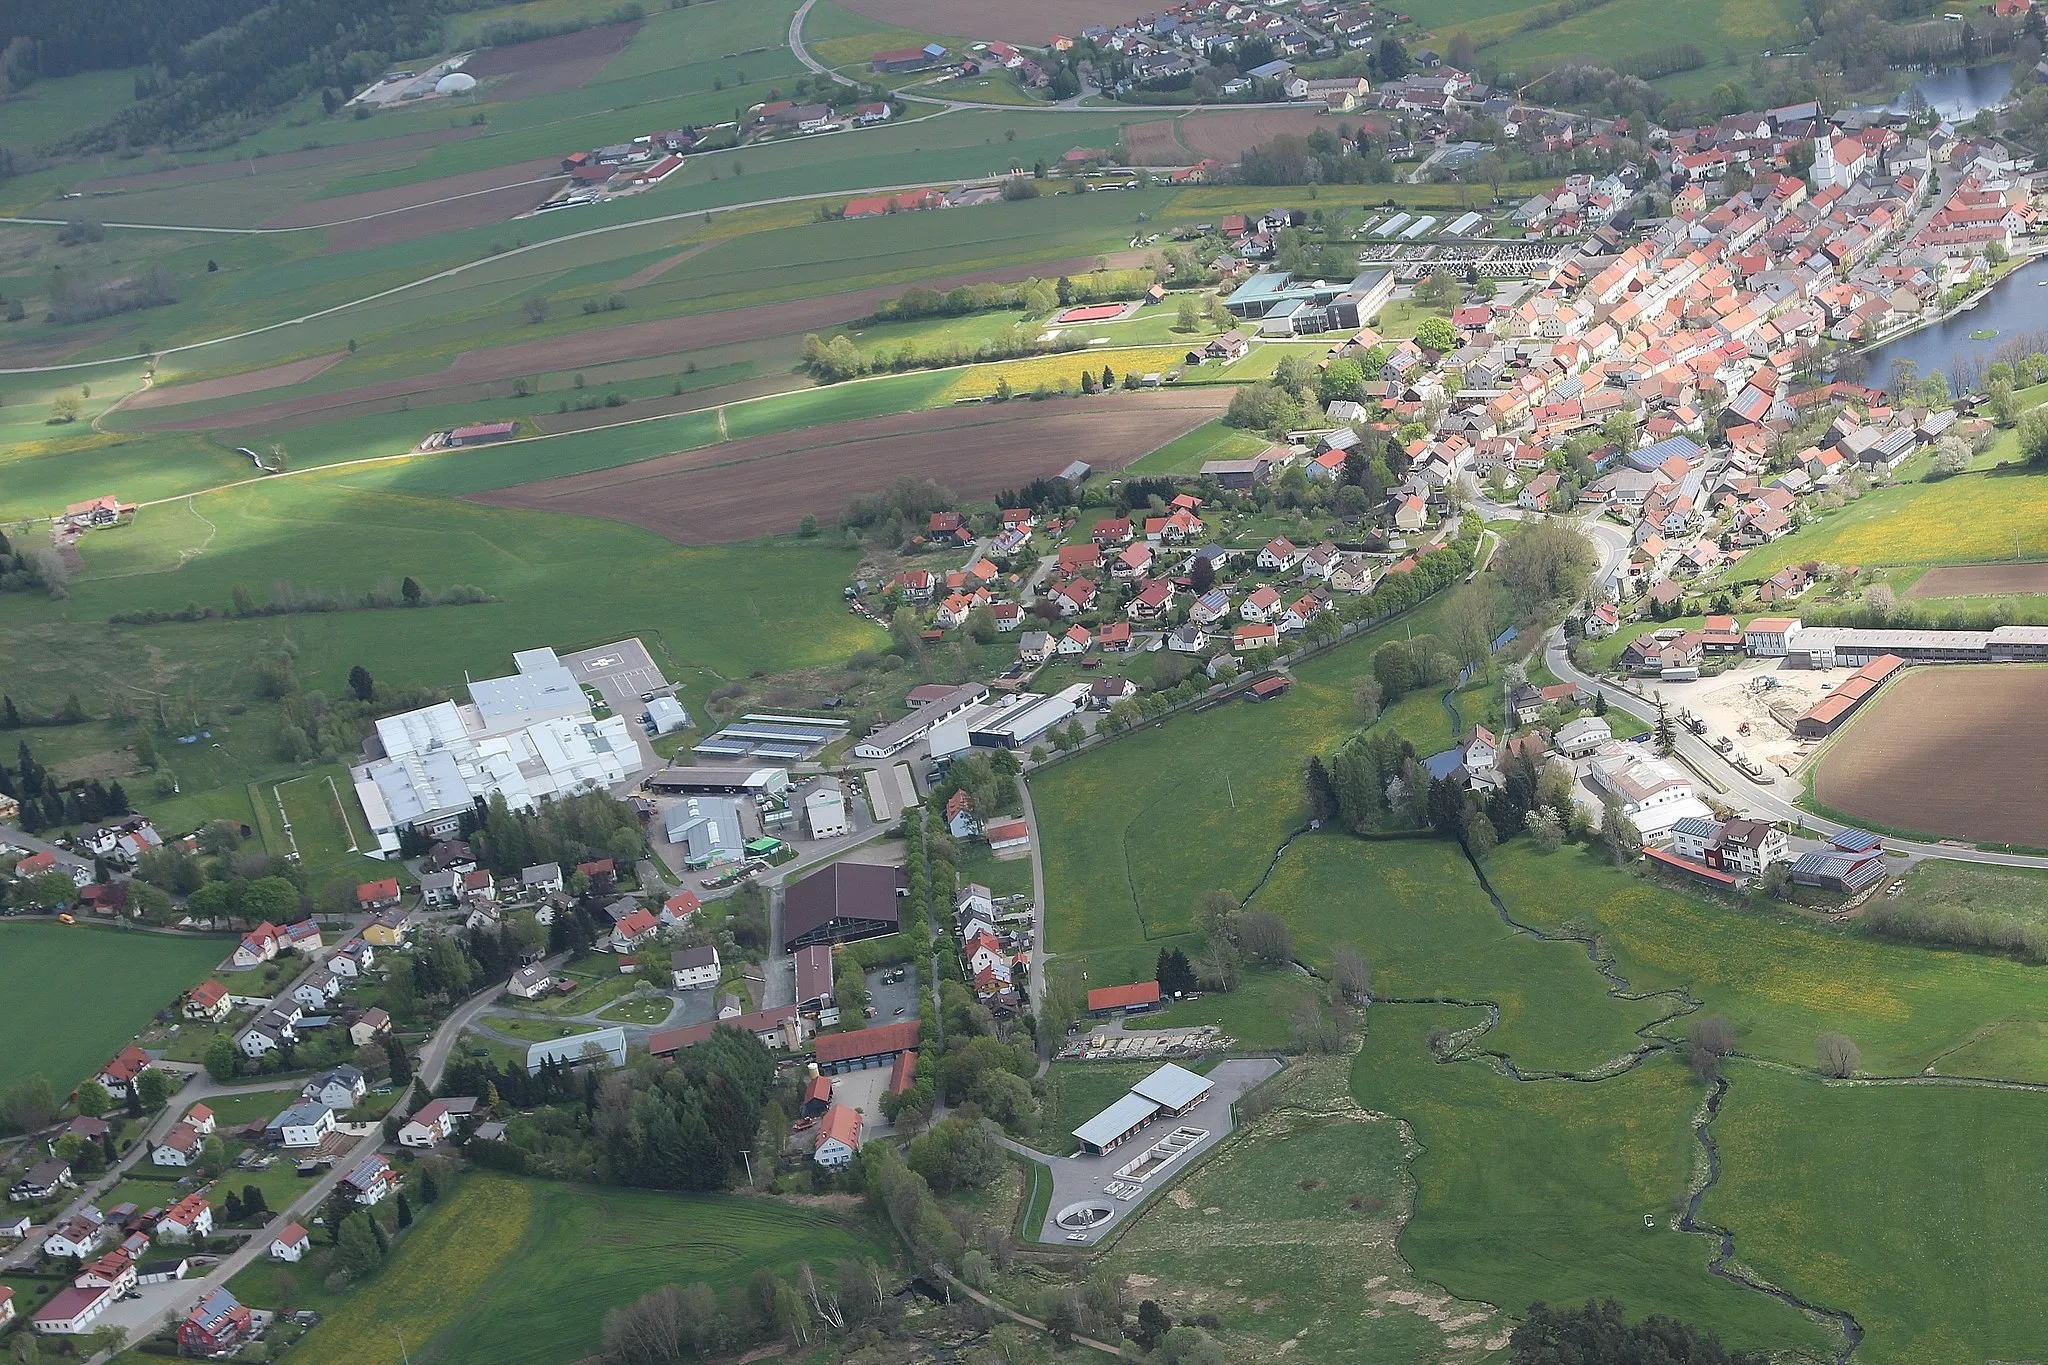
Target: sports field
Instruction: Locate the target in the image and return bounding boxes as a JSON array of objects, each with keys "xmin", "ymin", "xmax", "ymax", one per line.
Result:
[
  {"xmin": 1811, "ymin": 665, "xmax": 2048, "ymax": 847},
  {"xmin": 0, "ymin": 924, "xmax": 228, "ymax": 1095},
  {"xmin": 245, "ymin": 1173, "xmax": 875, "ymax": 1365}
]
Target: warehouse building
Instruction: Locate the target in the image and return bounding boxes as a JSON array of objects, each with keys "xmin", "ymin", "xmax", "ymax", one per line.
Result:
[
  {"xmin": 1071, "ymin": 1062, "xmax": 1215, "ymax": 1155},
  {"xmin": 853, "ymin": 683, "xmax": 988, "ymax": 760},
  {"xmin": 645, "ymin": 765, "xmax": 787, "ymax": 797},
  {"xmin": 814, "ymin": 1020, "xmax": 920, "ymax": 1074},
  {"xmin": 1221, "ymin": 268, "xmax": 1394, "ymax": 330},
  {"xmin": 783, "ymin": 862, "xmax": 903, "ymax": 950},
  {"xmin": 1792, "ymin": 654, "xmax": 1903, "ymax": 737},
  {"xmin": 665, "ymin": 797, "xmax": 745, "ymax": 869},
  {"xmin": 968, "ymin": 685, "xmax": 1089, "ymax": 750},
  {"xmin": 525, "ymin": 1027, "xmax": 626, "ymax": 1073}
]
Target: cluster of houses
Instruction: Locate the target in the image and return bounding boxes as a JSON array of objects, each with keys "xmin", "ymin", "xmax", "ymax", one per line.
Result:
[
  {"xmin": 24, "ymin": 1188, "xmax": 223, "ymax": 1337},
  {"xmin": 954, "ymin": 882, "xmax": 1030, "ymax": 1015},
  {"xmin": 1052, "ymin": 0, "xmax": 1381, "ymax": 96},
  {"xmin": 231, "ymin": 916, "xmax": 391, "ymax": 1061}
]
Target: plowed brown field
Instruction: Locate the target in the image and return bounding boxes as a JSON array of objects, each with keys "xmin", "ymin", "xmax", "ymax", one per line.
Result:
[
  {"xmin": 469, "ymin": 390, "xmax": 1229, "ymax": 542},
  {"xmin": 1905, "ymin": 564, "xmax": 2048, "ymax": 599},
  {"xmin": 463, "ymin": 22, "xmax": 642, "ymax": 100},
  {"xmin": 1811, "ymin": 665, "xmax": 2048, "ymax": 846}
]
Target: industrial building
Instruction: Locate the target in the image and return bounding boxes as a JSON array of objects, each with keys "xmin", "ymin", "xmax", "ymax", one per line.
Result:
[
  {"xmin": 853, "ymin": 683, "xmax": 988, "ymax": 759},
  {"xmin": 1221, "ymin": 268, "xmax": 1395, "ymax": 333},
  {"xmin": 1746, "ymin": 619, "xmax": 2048, "ymax": 667},
  {"xmin": 1071, "ymin": 1062, "xmax": 1214, "ymax": 1155},
  {"xmin": 968, "ymin": 685, "xmax": 1090, "ymax": 749},
  {"xmin": 804, "ymin": 783, "xmax": 850, "ymax": 839},
  {"xmin": 665, "ymin": 797, "xmax": 744, "ymax": 868},
  {"xmin": 351, "ymin": 647, "xmax": 638, "ymax": 856},
  {"xmin": 1792, "ymin": 654, "xmax": 1903, "ymax": 736},
  {"xmin": 645, "ymin": 766, "xmax": 788, "ymax": 797},
  {"xmin": 644, "ymin": 695, "xmax": 690, "ymax": 735},
  {"xmin": 694, "ymin": 712, "xmax": 848, "ymax": 762}
]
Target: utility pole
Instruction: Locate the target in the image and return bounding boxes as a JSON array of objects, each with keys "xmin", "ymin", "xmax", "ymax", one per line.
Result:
[{"xmin": 740, "ymin": 1149, "xmax": 754, "ymax": 1186}]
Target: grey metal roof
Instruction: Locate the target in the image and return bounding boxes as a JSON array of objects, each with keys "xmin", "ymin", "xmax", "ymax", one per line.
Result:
[
  {"xmin": 1130, "ymin": 1062, "xmax": 1212, "ymax": 1111},
  {"xmin": 1072, "ymin": 1092, "xmax": 1161, "ymax": 1148}
]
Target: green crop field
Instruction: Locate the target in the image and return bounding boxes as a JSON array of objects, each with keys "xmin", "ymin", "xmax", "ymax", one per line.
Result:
[
  {"xmin": 1736, "ymin": 466, "xmax": 2048, "ymax": 577},
  {"xmin": 1700, "ymin": 1066, "xmax": 2048, "ymax": 1365},
  {"xmin": 243, "ymin": 1172, "xmax": 876, "ymax": 1364},
  {"xmin": 0, "ymin": 924, "xmax": 229, "ymax": 1094}
]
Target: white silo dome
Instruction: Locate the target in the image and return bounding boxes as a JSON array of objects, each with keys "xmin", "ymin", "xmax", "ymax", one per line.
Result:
[{"xmin": 435, "ymin": 72, "xmax": 477, "ymax": 94}]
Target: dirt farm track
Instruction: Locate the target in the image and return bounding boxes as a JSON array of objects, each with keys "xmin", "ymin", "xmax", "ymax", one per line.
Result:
[
  {"xmin": 470, "ymin": 390, "xmax": 1229, "ymax": 543},
  {"xmin": 1811, "ymin": 664, "xmax": 2048, "ymax": 847}
]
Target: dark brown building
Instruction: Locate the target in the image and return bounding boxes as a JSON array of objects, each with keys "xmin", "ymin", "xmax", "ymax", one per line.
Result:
[{"xmin": 782, "ymin": 862, "xmax": 902, "ymax": 951}]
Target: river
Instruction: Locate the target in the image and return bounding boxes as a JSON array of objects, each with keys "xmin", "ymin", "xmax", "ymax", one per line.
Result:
[
  {"xmin": 1871, "ymin": 62, "xmax": 2014, "ymax": 121},
  {"xmin": 1860, "ymin": 254, "xmax": 2048, "ymax": 389}
]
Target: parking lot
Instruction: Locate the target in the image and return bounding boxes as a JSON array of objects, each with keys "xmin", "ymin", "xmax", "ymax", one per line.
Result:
[{"xmin": 866, "ymin": 962, "xmax": 919, "ymax": 1025}]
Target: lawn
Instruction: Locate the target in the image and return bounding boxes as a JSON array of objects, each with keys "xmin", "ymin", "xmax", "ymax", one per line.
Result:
[
  {"xmin": 1135, "ymin": 968, "xmax": 1309, "ymax": 1049},
  {"xmin": 954, "ymin": 845, "xmax": 1033, "ymax": 903},
  {"xmin": 1350, "ymin": 1005, "xmax": 1838, "ymax": 1358},
  {"xmin": 1885, "ymin": 858, "xmax": 2048, "ymax": 930},
  {"xmin": 596, "ymin": 992, "xmax": 674, "ymax": 1024},
  {"xmin": 1700, "ymin": 1065, "xmax": 2048, "ymax": 1365},
  {"xmin": 934, "ymin": 347, "xmax": 1198, "ymax": 401},
  {"xmin": 1125, "ymin": 418, "xmax": 1273, "ymax": 475},
  {"xmin": 1245, "ymin": 835, "xmax": 1675, "ymax": 1075},
  {"xmin": 0, "ymin": 924, "xmax": 229, "ymax": 1095},
  {"xmin": 254, "ymin": 1173, "xmax": 876, "ymax": 1365}
]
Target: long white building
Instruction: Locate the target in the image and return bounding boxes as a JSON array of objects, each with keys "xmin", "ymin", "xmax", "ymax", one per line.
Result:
[{"xmin": 353, "ymin": 648, "xmax": 639, "ymax": 856}]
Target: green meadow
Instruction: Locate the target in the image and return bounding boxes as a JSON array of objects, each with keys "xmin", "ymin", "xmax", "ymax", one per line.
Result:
[{"xmin": 0, "ymin": 924, "xmax": 229, "ymax": 1094}]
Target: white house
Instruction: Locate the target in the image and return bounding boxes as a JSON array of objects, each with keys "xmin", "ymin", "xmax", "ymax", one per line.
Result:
[
  {"xmin": 1555, "ymin": 716, "xmax": 1612, "ymax": 758},
  {"xmin": 0, "ymin": 1214, "xmax": 31, "ymax": 1241},
  {"xmin": 338, "ymin": 1154, "xmax": 394, "ymax": 1205},
  {"xmin": 671, "ymin": 944, "xmax": 720, "ymax": 990},
  {"xmin": 1257, "ymin": 537, "xmax": 1304, "ymax": 572},
  {"xmin": 520, "ymin": 863, "xmax": 564, "ymax": 897},
  {"xmin": 157, "ymin": 1193, "xmax": 212, "ymax": 1242},
  {"xmin": 813, "ymin": 1103, "xmax": 862, "ymax": 1168},
  {"xmin": 509, "ymin": 964, "xmax": 553, "ymax": 999},
  {"xmin": 152, "ymin": 1123, "xmax": 203, "ymax": 1168},
  {"xmin": 289, "ymin": 970, "xmax": 341, "ymax": 1011},
  {"xmin": 302, "ymin": 1065, "xmax": 366, "ymax": 1110},
  {"xmin": 42, "ymin": 1212, "xmax": 104, "ymax": 1259},
  {"xmin": 399, "ymin": 1099, "xmax": 456, "ymax": 1149},
  {"xmin": 269, "ymin": 1224, "xmax": 310, "ymax": 1262},
  {"xmin": 266, "ymin": 1101, "xmax": 336, "ymax": 1149},
  {"xmin": 1463, "ymin": 726, "xmax": 1498, "ymax": 774}
]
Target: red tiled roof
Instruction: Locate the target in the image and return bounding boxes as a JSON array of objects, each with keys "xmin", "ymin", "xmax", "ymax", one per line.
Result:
[
  {"xmin": 1086, "ymin": 980, "xmax": 1160, "ymax": 1011},
  {"xmin": 813, "ymin": 1020, "xmax": 920, "ymax": 1065}
]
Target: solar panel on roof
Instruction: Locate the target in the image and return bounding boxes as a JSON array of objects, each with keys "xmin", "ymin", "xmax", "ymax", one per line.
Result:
[
  {"xmin": 693, "ymin": 740, "xmax": 754, "ymax": 757},
  {"xmin": 717, "ymin": 724, "xmax": 838, "ymax": 743},
  {"xmin": 751, "ymin": 745, "xmax": 810, "ymax": 760}
]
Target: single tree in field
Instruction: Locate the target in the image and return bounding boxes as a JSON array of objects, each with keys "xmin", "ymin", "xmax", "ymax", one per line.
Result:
[
  {"xmin": 401, "ymin": 576, "xmax": 422, "ymax": 605},
  {"xmin": 1817, "ymin": 1032, "xmax": 1859, "ymax": 1078},
  {"xmin": 1686, "ymin": 1014, "xmax": 1735, "ymax": 1081},
  {"xmin": 1332, "ymin": 943, "xmax": 1371, "ymax": 1003},
  {"xmin": 348, "ymin": 666, "xmax": 374, "ymax": 703}
]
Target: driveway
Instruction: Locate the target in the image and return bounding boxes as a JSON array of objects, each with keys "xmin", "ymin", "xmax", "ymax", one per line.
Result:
[{"xmin": 997, "ymin": 1057, "xmax": 1282, "ymax": 1247}]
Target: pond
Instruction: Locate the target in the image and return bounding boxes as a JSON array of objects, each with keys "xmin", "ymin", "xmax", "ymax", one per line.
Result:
[
  {"xmin": 1873, "ymin": 63, "xmax": 2014, "ymax": 121},
  {"xmin": 1859, "ymin": 254, "xmax": 2048, "ymax": 392}
]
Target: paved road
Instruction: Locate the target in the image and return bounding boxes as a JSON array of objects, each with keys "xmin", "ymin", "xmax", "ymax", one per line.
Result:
[{"xmin": 1544, "ymin": 512, "xmax": 2048, "ymax": 870}]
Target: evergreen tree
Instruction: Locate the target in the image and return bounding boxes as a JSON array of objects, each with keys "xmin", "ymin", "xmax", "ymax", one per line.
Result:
[
  {"xmin": 1305, "ymin": 755, "xmax": 1340, "ymax": 824},
  {"xmin": 419, "ymin": 1167, "xmax": 440, "ymax": 1203},
  {"xmin": 0, "ymin": 696, "xmax": 18, "ymax": 729},
  {"xmin": 396, "ymin": 1192, "xmax": 413, "ymax": 1229},
  {"xmin": 348, "ymin": 665, "xmax": 375, "ymax": 703},
  {"xmin": 384, "ymin": 1034, "xmax": 412, "ymax": 1085},
  {"xmin": 401, "ymin": 576, "xmax": 422, "ymax": 605}
]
